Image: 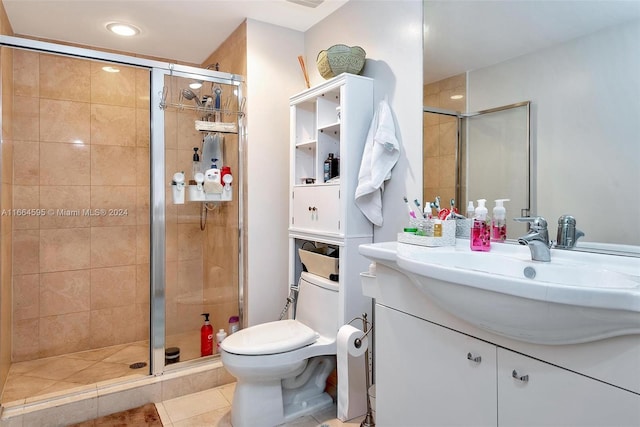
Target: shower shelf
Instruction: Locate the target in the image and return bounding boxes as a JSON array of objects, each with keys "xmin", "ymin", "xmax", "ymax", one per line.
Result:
[{"xmin": 160, "ymin": 101, "xmax": 243, "ymax": 134}]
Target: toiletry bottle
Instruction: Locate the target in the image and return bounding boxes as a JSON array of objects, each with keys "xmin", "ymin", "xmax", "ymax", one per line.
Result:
[
  {"xmin": 323, "ymin": 153, "xmax": 334, "ymax": 182},
  {"xmin": 200, "ymin": 313, "xmax": 213, "ymax": 356},
  {"xmin": 433, "ymin": 219, "xmax": 443, "ymax": 237},
  {"xmin": 228, "ymin": 316, "xmax": 240, "ymax": 335},
  {"xmin": 216, "ymin": 329, "xmax": 227, "ymax": 353},
  {"xmin": 491, "ymin": 199, "xmax": 510, "ymax": 242},
  {"xmin": 471, "ymin": 199, "xmax": 491, "ymax": 251},
  {"xmin": 323, "ymin": 153, "xmax": 339, "ymax": 182},
  {"xmin": 466, "ymin": 201, "xmax": 475, "ymax": 218},
  {"xmin": 192, "ymin": 147, "xmax": 201, "ymax": 180}
]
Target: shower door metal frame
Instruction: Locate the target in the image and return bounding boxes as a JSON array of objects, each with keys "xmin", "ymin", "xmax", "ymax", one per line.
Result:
[
  {"xmin": 0, "ymin": 35, "xmax": 246, "ymax": 377},
  {"xmin": 423, "ymin": 101, "xmax": 531, "ymax": 219}
]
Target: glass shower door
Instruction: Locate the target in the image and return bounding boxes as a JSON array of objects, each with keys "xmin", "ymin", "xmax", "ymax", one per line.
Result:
[{"xmin": 151, "ymin": 70, "xmax": 242, "ymax": 368}]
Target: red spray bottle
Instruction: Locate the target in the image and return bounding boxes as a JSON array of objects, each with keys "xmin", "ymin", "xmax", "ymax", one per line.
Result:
[{"xmin": 201, "ymin": 313, "xmax": 213, "ymax": 356}]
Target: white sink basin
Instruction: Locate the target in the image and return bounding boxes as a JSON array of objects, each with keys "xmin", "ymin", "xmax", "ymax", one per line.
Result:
[{"xmin": 359, "ymin": 240, "xmax": 640, "ymax": 345}]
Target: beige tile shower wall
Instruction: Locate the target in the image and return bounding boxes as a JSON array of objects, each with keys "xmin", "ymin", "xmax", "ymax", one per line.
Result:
[
  {"xmin": 164, "ymin": 75, "xmax": 206, "ymax": 339},
  {"xmin": 11, "ymin": 50, "xmax": 150, "ymax": 361},
  {"xmin": 163, "ymin": 73, "xmax": 240, "ymax": 341},
  {"xmin": 0, "ymin": 0, "xmax": 15, "ymax": 394},
  {"xmin": 423, "ymin": 73, "xmax": 466, "ymax": 211},
  {"xmin": 201, "ymin": 22, "xmax": 244, "ymax": 332}
]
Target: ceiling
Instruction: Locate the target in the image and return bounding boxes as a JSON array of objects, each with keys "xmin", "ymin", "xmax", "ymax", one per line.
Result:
[
  {"xmin": 3, "ymin": 0, "xmax": 639, "ymax": 82},
  {"xmin": 424, "ymin": 0, "xmax": 640, "ymax": 83},
  {"xmin": 2, "ymin": 0, "xmax": 348, "ymax": 66}
]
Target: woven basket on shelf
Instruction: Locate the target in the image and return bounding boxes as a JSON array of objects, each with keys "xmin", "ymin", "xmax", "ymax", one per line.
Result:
[{"xmin": 316, "ymin": 44, "xmax": 366, "ymax": 79}]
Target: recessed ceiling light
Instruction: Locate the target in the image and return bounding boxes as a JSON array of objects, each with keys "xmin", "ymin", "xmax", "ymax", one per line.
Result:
[
  {"xmin": 450, "ymin": 94, "xmax": 464, "ymax": 100},
  {"xmin": 106, "ymin": 22, "xmax": 140, "ymax": 37},
  {"xmin": 102, "ymin": 66, "xmax": 120, "ymax": 73},
  {"xmin": 189, "ymin": 81, "xmax": 203, "ymax": 89}
]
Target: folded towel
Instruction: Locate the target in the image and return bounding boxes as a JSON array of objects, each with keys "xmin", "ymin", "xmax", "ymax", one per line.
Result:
[{"xmin": 355, "ymin": 100, "xmax": 400, "ymax": 226}]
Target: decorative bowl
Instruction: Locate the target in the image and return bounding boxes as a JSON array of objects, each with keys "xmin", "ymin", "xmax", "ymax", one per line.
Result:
[{"xmin": 316, "ymin": 44, "xmax": 366, "ymax": 79}]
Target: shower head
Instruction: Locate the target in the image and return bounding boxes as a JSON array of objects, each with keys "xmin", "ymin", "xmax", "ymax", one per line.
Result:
[{"xmin": 181, "ymin": 88, "xmax": 203, "ymax": 107}]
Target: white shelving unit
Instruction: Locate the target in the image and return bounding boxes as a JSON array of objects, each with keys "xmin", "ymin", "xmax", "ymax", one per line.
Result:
[{"xmin": 288, "ymin": 73, "xmax": 374, "ymax": 327}]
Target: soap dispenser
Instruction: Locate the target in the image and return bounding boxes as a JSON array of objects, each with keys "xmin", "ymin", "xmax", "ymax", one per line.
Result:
[
  {"xmin": 200, "ymin": 313, "xmax": 213, "ymax": 357},
  {"xmin": 471, "ymin": 199, "xmax": 490, "ymax": 251},
  {"xmin": 491, "ymin": 199, "xmax": 510, "ymax": 242}
]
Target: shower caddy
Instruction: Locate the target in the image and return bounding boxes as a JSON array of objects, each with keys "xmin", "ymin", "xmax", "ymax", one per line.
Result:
[{"xmin": 161, "ymin": 79, "xmax": 245, "ymax": 204}]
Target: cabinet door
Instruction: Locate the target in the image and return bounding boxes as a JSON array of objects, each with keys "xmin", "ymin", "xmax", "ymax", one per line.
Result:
[
  {"xmin": 498, "ymin": 348, "xmax": 640, "ymax": 426},
  {"xmin": 376, "ymin": 305, "xmax": 497, "ymax": 426},
  {"xmin": 291, "ymin": 185, "xmax": 341, "ymax": 235}
]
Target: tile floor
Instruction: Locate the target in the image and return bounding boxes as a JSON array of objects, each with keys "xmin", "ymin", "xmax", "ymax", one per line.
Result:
[
  {"xmin": 157, "ymin": 382, "xmax": 367, "ymax": 427},
  {"xmin": 1, "ymin": 332, "xmax": 202, "ymax": 404}
]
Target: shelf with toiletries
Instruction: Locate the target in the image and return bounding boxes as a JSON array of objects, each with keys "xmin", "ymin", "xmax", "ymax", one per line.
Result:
[
  {"xmin": 288, "ymin": 73, "xmax": 374, "ymax": 336},
  {"xmin": 289, "ymin": 73, "xmax": 373, "ymax": 237},
  {"xmin": 160, "ymin": 83, "xmax": 245, "ymax": 135}
]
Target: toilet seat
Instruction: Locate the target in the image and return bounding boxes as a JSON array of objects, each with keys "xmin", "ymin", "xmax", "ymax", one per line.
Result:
[{"xmin": 222, "ymin": 319, "xmax": 319, "ymax": 355}]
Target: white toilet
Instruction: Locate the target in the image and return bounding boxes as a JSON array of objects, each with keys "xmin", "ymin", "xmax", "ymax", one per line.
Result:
[{"xmin": 220, "ymin": 272, "xmax": 339, "ymax": 427}]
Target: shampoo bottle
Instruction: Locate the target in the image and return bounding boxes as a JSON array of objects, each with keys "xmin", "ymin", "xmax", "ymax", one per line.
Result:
[
  {"xmin": 491, "ymin": 199, "xmax": 510, "ymax": 242},
  {"xmin": 471, "ymin": 199, "xmax": 491, "ymax": 251},
  {"xmin": 200, "ymin": 313, "xmax": 213, "ymax": 356},
  {"xmin": 323, "ymin": 153, "xmax": 339, "ymax": 182},
  {"xmin": 216, "ymin": 329, "xmax": 227, "ymax": 353},
  {"xmin": 192, "ymin": 147, "xmax": 201, "ymax": 180}
]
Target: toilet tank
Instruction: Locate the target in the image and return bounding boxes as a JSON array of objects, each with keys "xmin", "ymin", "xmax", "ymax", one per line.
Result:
[{"xmin": 295, "ymin": 272, "xmax": 339, "ymax": 338}]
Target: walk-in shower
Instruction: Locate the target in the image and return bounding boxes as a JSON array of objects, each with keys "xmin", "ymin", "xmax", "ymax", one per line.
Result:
[{"xmin": 0, "ymin": 36, "xmax": 245, "ymax": 415}]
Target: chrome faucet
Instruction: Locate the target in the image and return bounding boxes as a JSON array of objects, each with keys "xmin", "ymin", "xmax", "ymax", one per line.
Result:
[
  {"xmin": 555, "ymin": 215, "xmax": 585, "ymax": 249},
  {"xmin": 515, "ymin": 216, "xmax": 552, "ymax": 262}
]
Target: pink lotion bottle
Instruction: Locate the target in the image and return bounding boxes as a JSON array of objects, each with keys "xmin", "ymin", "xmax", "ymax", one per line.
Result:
[{"xmin": 471, "ymin": 199, "xmax": 491, "ymax": 251}]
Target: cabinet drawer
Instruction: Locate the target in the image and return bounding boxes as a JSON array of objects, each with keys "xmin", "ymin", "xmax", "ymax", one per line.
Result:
[
  {"xmin": 498, "ymin": 348, "xmax": 640, "ymax": 426},
  {"xmin": 291, "ymin": 185, "xmax": 341, "ymax": 234}
]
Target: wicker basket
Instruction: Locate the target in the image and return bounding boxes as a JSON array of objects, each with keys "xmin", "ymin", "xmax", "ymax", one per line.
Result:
[
  {"xmin": 298, "ymin": 247, "xmax": 339, "ymax": 281},
  {"xmin": 316, "ymin": 44, "xmax": 366, "ymax": 79}
]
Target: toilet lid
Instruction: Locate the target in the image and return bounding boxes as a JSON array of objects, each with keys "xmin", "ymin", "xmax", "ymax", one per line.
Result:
[{"xmin": 221, "ymin": 319, "xmax": 319, "ymax": 355}]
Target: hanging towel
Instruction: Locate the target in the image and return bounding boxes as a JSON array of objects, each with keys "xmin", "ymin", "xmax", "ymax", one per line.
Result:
[{"xmin": 355, "ymin": 100, "xmax": 400, "ymax": 226}]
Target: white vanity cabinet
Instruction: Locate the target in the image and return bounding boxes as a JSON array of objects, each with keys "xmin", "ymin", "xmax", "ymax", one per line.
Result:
[
  {"xmin": 497, "ymin": 348, "xmax": 640, "ymax": 426},
  {"xmin": 377, "ymin": 304, "xmax": 498, "ymax": 426},
  {"xmin": 288, "ymin": 73, "xmax": 374, "ymax": 327},
  {"xmin": 366, "ymin": 261, "xmax": 640, "ymax": 426}
]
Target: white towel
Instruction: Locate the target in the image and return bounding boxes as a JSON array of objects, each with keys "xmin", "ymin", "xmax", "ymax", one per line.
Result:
[{"xmin": 355, "ymin": 100, "xmax": 400, "ymax": 226}]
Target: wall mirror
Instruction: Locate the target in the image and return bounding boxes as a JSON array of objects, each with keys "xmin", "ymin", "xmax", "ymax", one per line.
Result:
[{"xmin": 423, "ymin": 0, "xmax": 640, "ymax": 254}]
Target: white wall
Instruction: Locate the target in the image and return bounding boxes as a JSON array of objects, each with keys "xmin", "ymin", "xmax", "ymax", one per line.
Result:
[
  {"xmin": 246, "ymin": 20, "xmax": 304, "ymax": 325},
  {"xmin": 304, "ymin": 0, "xmax": 424, "ymax": 242},
  {"xmin": 244, "ymin": 1, "xmax": 424, "ymax": 323},
  {"xmin": 468, "ymin": 20, "xmax": 640, "ymax": 245}
]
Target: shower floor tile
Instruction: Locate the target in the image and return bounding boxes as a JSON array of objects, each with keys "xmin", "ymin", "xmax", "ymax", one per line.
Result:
[
  {"xmin": 2, "ymin": 333, "xmax": 202, "ymax": 405},
  {"xmin": 1, "ymin": 341, "xmax": 150, "ymax": 404}
]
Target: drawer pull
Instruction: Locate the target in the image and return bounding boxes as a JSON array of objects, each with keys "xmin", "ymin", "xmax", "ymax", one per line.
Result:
[
  {"xmin": 512, "ymin": 369, "xmax": 529, "ymax": 382},
  {"xmin": 466, "ymin": 352, "xmax": 481, "ymax": 363}
]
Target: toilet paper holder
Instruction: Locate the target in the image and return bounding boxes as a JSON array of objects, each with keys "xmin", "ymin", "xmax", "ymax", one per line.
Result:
[
  {"xmin": 347, "ymin": 313, "xmax": 375, "ymax": 427},
  {"xmin": 347, "ymin": 314, "xmax": 373, "ymax": 349}
]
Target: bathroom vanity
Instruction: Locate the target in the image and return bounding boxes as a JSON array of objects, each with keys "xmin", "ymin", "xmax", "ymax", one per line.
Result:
[{"xmin": 360, "ymin": 241, "xmax": 640, "ymax": 426}]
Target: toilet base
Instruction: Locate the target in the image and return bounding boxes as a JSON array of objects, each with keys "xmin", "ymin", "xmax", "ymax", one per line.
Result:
[
  {"xmin": 283, "ymin": 391, "xmax": 334, "ymax": 422},
  {"xmin": 231, "ymin": 379, "xmax": 284, "ymax": 427},
  {"xmin": 230, "ymin": 356, "xmax": 336, "ymax": 427}
]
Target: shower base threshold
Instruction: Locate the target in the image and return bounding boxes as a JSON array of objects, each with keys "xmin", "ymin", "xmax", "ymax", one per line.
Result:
[{"xmin": 0, "ymin": 358, "xmax": 233, "ymax": 426}]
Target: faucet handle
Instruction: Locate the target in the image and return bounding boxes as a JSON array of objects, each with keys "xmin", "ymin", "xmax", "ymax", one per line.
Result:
[{"xmin": 514, "ymin": 216, "xmax": 548, "ymax": 231}]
